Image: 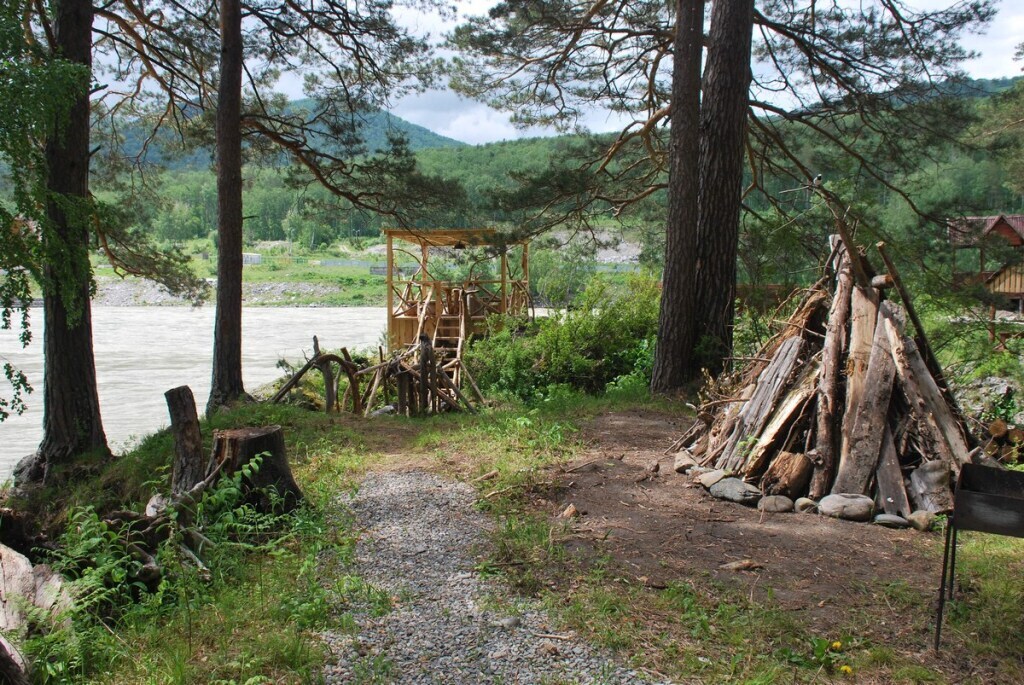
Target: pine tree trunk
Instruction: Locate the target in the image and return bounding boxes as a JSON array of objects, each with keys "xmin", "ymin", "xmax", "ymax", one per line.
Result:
[
  {"xmin": 650, "ymin": 0, "xmax": 705, "ymax": 393},
  {"xmin": 207, "ymin": 0, "xmax": 246, "ymax": 415},
  {"xmin": 37, "ymin": 0, "xmax": 109, "ymax": 480},
  {"xmin": 691, "ymin": 0, "xmax": 756, "ymax": 377}
]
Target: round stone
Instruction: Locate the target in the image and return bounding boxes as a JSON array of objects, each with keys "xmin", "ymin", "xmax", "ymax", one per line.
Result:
[
  {"xmin": 758, "ymin": 495, "xmax": 795, "ymax": 513},
  {"xmin": 819, "ymin": 493, "xmax": 874, "ymax": 521}
]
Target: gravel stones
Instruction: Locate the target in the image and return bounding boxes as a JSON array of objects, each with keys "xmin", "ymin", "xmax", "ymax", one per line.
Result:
[
  {"xmin": 321, "ymin": 471, "xmax": 658, "ymax": 684},
  {"xmin": 819, "ymin": 493, "xmax": 875, "ymax": 521},
  {"xmin": 709, "ymin": 478, "xmax": 761, "ymax": 506},
  {"xmin": 758, "ymin": 495, "xmax": 794, "ymax": 513}
]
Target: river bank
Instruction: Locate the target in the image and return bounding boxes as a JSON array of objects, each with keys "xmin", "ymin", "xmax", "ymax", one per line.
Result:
[
  {"xmin": 91, "ymin": 274, "xmax": 381, "ymax": 307},
  {"xmin": 0, "ymin": 306, "xmax": 387, "ymax": 476}
]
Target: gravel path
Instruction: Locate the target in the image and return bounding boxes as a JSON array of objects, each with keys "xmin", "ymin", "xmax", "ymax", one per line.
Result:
[{"xmin": 321, "ymin": 471, "xmax": 662, "ymax": 684}]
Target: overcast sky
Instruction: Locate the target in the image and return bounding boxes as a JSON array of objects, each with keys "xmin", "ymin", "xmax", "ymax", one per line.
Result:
[{"xmin": 283, "ymin": 0, "xmax": 1024, "ymax": 146}]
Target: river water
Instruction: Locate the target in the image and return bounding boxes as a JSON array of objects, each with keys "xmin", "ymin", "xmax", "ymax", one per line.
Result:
[{"xmin": 0, "ymin": 306, "xmax": 387, "ymax": 479}]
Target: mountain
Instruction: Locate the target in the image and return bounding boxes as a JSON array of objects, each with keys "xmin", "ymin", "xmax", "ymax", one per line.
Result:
[{"xmin": 115, "ymin": 101, "xmax": 466, "ymax": 172}]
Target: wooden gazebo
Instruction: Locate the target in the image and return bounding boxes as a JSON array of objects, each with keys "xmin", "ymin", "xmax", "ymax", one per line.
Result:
[{"xmin": 384, "ymin": 229, "xmax": 530, "ymax": 366}]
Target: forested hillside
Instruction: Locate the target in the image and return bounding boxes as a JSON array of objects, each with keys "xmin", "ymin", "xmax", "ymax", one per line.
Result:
[{"xmin": 127, "ymin": 77, "xmax": 1024, "ymax": 288}]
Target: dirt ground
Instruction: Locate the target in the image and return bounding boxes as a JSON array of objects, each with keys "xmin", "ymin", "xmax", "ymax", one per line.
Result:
[{"xmin": 545, "ymin": 410, "xmax": 952, "ymax": 660}]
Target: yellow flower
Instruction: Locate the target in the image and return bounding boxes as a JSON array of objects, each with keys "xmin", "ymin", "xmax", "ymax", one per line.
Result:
[
  {"xmin": 839, "ymin": 665, "xmax": 853, "ymax": 675},
  {"xmin": 831, "ymin": 641, "xmax": 843, "ymax": 651}
]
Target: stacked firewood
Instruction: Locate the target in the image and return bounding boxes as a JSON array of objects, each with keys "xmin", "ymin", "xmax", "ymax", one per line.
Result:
[
  {"xmin": 983, "ymin": 419, "xmax": 1024, "ymax": 463},
  {"xmin": 671, "ymin": 236, "xmax": 985, "ymax": 520}
]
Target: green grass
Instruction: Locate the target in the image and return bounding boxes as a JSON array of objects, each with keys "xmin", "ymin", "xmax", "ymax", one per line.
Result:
[{"xmin": 14, "ymin": 389, "xmax": 1024, "ymax": 684}]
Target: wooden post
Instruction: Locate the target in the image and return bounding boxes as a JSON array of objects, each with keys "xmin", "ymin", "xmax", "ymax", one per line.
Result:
[
  {"xmin": 500, "ymin": 251, "xmax": 508, "ymax": 314},
  {"xmin": 386, "ymin": 231, "xmax": 395, "ymax": 352},
  {"xmin": 418, "ymin": 336, "xmax": 434, "ymax": 415},
  {"xmin": 313, "ymin": 336, "xmax": 336, "ymax": 413},
  {"xmin": 165, "ymin": 386, "xmax": 205, "ymax": 495}
]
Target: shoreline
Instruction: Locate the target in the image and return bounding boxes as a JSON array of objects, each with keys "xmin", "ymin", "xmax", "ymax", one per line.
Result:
[{"xmin": 88, "ymin": 275, "xmax": 384, "ymax": 308}]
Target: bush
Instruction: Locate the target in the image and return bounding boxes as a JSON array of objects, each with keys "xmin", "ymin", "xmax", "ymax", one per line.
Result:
[{"xmin": 465, "ymin": 275, "xmax": 660, "ymax": 401}]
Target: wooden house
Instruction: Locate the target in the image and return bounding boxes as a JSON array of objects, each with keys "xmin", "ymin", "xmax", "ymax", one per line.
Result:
[
  {"xmin": 949, "ymin": 214, "xmax": 1024, "ymax": 312},
  {"xmin": 384, "ymin": 228, "xmax": 530, "ymax": 361}
]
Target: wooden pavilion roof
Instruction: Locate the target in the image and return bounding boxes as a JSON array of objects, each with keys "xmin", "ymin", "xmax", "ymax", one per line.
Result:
[{"xmin": 383, "ymin": 228, "xmax": 525, "ymax": 249}]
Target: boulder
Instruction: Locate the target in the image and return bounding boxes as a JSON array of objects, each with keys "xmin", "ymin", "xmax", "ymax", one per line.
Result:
[
  {"xmin": 11, "ymin": 453, "xmax": 44, "ymax": 487},
  {"xmin": 907, "ymin": 510, "xmax": 937, "ymax": 532},
  {"xmin": 819, "ymin": 493, "xmax": 874, "ymax": 522},
  {"xmin": 697, "ymin": 469, "xmax": 729, "ymax": 489},
  {"xmin": 709, "ymin": 478, "xmax": 761, "ymax": 506},
  {"xmin": 758, "ymin": 495, "xmax": 794, "ymax": 513},
  {"xmin": 873, "ymin": 513, "xmax": 910, "ymax": 529},
  {"xmin": 795, "ymin": 497, "xmax": 818, "ymax": 513},
  {"xmin": 0, "ymin": 543, "xmax": 72, "ymax": 677},
  {"xmin": 673, "ymin": 451, "xmax": 698, "ymax": 474}
]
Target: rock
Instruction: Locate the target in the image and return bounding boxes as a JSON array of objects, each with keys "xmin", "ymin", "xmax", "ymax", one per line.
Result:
[
  {"xmin": 495, "ymin": 616, "xmax": 521, "ymax": 630},
  {"xmin": 709, "ymin": 478, "xmax": 761, "ymax": 506},
  {"xmin": 907, "ymin": 510, "xmax": 937, "ymax": 532},
  {"xmin": 560, "ymin": 504, "xmax": 580, "ymax": 518},
  {"xmin": 819, "ymin": 493, "xmax": 874, "ymax": 522},
  {"xmin": 0, "ymin": 543, "xmax": 72, "ymax": 674},
  {"xmin": 369, "ymin": 405, "xmax": 396, "ymax": 417},
  {"xmin": 873, "ymin": 514, "xmax": 910, "ymax": 529},
  {"xmin": 11, "ymin": 453, "xmax": 44, "ymax": 487},
  {"xmin": 758, "ymin": 495, "xmax": 794, "ymax": 513},
  {"xmin": 673, "ymin": 450, "xmax": 698, "ymax": 474},
  {"xmin": 647, "ymin": 461, "xmax": 660, "ymax": 474},
  {"xmin": 697, "ymin": 469, "xmax": 729, "ymax": 488},
  {"xmin": 795, "ymin": 497, "xmax": 818, "ymax": 513},
  {"xmin": 145, "ymin": 493, "xmax": 170, "ymax": 518}
]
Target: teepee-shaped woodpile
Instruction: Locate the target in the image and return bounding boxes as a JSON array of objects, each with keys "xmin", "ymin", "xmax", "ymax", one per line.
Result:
[{"xmin": 671, "ymin": 236, "xmax": 982, "ymax": 517}]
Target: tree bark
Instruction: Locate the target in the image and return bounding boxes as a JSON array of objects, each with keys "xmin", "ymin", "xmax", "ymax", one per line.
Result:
[
  {"xmin": 691, "ymin": 0, "xmax": 756, "ymax": 376},
  {"xmin": 207, "ymin": 0, "xmax": 246, "ymax": 415},
  {"xmin": 38, "ymin": 0, "xmax": 109, "ymax": 481},
  {"xmin": 650, "ymin": 0, "xmax": 704, "ymax": 393}
]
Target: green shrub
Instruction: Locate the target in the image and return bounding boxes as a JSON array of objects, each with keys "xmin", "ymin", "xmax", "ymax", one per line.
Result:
[{"xmin": 465, "ymin": 275, "xmax": 660, "ymax": 401}]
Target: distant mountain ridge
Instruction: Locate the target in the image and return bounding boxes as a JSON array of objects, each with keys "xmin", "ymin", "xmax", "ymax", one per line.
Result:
[{"xmin": 118, "ymin": 101, "xmax": 466, "ymax": 171}]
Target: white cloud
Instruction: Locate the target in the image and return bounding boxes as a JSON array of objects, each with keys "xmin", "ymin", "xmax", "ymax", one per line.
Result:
[{"xmin": 277, "ymin": 0, "xmax": 1024, "ymax": 145}]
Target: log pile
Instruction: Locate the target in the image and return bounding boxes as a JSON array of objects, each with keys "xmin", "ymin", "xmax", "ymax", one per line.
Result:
[{"xmin": 671, "ymin": 237, "xmax": 986, "ymax": 524}]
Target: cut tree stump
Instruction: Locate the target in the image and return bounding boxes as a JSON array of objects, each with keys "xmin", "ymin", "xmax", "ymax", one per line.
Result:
[
  {"xmin": 165, "ymin": 386, "xmax": 206, "ymax": 494},
  {"xmin": 210, "ymin": 426, "xmax": 303, "ymax": 512}
]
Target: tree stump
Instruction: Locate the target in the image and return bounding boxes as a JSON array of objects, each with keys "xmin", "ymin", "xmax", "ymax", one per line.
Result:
[
  {"xmin": 210, "ymin": 426, "xmax": 303, "ymax": 512},
  {"xmin": 165, "ymin": 386, "xmax": 206, "ymax": 494}
]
